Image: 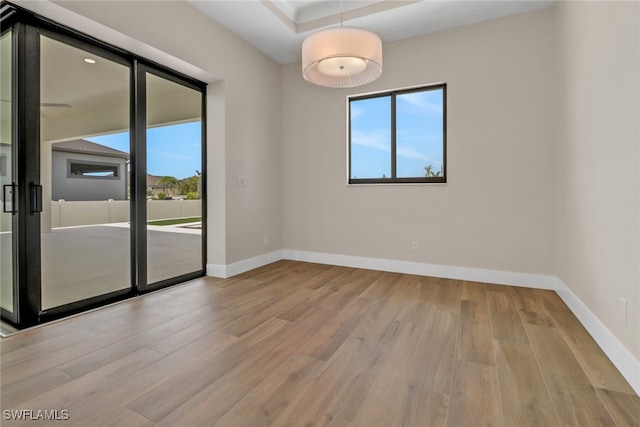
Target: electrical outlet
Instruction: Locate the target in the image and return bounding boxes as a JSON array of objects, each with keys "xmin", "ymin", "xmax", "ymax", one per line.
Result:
[
  {"xmin": 236, "ymin": 176, "xmax": 247, "ymax": 187},
  {"xmin": 619, "ymin": 297, "xmax": 628, "ymax": 324},
  {"xmin": 411, "ymin": 241, "xmax": 419, "ymax": 252},
  {"xmin": 263, "ymin": 234, "xmax": 269, "ymax": 245}
]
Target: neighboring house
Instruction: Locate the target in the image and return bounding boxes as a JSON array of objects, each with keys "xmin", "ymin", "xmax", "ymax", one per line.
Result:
[
  {"xmin": 51, "ymin": 139, "xmax": 129, "ymax": 201},
  {"xmin": 145, "ymin": 174, "xmax": 175, "ymax": 198}
]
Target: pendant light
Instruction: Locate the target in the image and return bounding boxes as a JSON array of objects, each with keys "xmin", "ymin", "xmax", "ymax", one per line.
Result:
[{"xmin": 301, "ymin": 1, "xmax": 382, "ymax": 88}]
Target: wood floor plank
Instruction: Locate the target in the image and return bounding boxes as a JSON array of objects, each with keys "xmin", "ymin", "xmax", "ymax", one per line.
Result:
[
  {"xmin": 461, "ymin": 280, "xmax": 487, "ymax": 302},
  {"xmin": 317, "ymin": 268, "xmax": 383, "ymax": 310},
  {"xmin": 494, "ymin": 340, "xmax": 558, "ymax": 426},
  {"xmin": 525, "ymin": 324, "xmax": 617, "ymax": 426},
  {"xmin": 297, "ymin": 297, "xmax": 374, "ymax": 361},
  {"xmin": 146, "ymin": 295, "xmax": 271, "ymax": 355},
  {"xmin": 0, "ymin": 326, "xmax": 104, "ymax": 371},
  {"xmin": 457, "ymin": 299, "xmax": 495, "ymax": 366},
  {"xmin": 97, "ymin": 408, "xmax": 155, "ymax": 427},
  {"xmin": 350, "ymin": 322, "xmax": 422, "ymax": 426},
  {"xmin": 487, "ymin": 290, "xmax": 529, "ymax": 343},
  {"xmin": 0, "ymin": 339, "xmax": 22, "ymax": 355},
  {"xmin": 358, "ymin": 271, "xmax": 404, "ymax": 300},
  {"xmin": 87, "ymin": 331, "xmax": 238, "ymax": 420},
  {"xmin": 435, "ymin": 279, "xmax": 463, "ymax": 312},
  {"xmin": 549, "ymin": 308, "xmax": 636, "ymax": 394},
  {"xmin": 270, "ymin": 335, "xmax": 371, "ymax": 427},
  {"xmin": 0, "ymin": 368, "xmax": 74, "ymax": 409},
  {"xmin": 280, "ymin": 320, "xmax": 411, "ymax": 426},
  {"xmin": 512, "ymin": 287, "xmax": 556, "ymax": 326},
  {"xmin": 389, "ymin": 388, "xmax": 448, "ymax": 427},
  {"xmin": 220, "ymin": 286, "xmax": 314, "ymax": 337},
  {"xmin": 5, "ymin": 347, "xmax": 166, "ymax": 420},
  {"xmin": 447, "ymin": 359, "xmax": 503, "ymax": 427},
  {"xmin": 1, "ymin": 261, "xmax": 636, "ymax": 427},
  {"xmin": 394, "ymin": 276, "xmax": 436, "ymax": 326},
  {"xmin": 126, "ymin": 316, "xmax": 289, "ymax": 421},
  {"xmin": 212, "ymin": 355, "xmax": 325, "ymax": 427},
  {"xmin": 59, "ymin": 304, "xmax": 218, "ymax": 378},
  {"xmin": 352, "ymin": 275, "xmax": 424, "ymax": 345},
  {"xmin": 407, "ymin": 308, "xmax": 458, "ymax": 395},
  {"xmin": 298, "ymin": 265, "xmax": 352, "ymax": 290},
  {"xmin": 277, "ymin": 285, "xmax": 337, "ymax": 322},
  {"xmin": 596, "ymin": 388, "xmax": 640, "ymax": 427},
  {"xmin": 154, "ymin": 308, "xmax": 335, "ymax": 426}
]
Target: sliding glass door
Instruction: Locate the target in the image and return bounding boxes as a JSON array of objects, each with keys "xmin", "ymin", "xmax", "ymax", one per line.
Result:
[
  {"xmin": 1, "ymin": 4, "xmax": 206, "ymax": 328},
  {"xmin": 0, "ymin": 27, "xmax": 15, "ymax": 321},
  {"xmin": 39, "ymin": 33, "xmax": 133, "ymax": 310},
  {"xmin": 146, "ymin": 72, "xmax": 203, "ymax": 286}
]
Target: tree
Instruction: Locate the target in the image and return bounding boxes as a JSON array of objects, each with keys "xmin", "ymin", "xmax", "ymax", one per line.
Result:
[
  {"xmin": 178, "ymin": 175, "xmax": 199, "ymax": 196},
  {"xmin": 177, "ymin": 170, "xmax": 202, "ymax": 199},
  {"xmin": 157, "ymin": 176, "xmax": 179, "ymax": 197},
  {"xmin": 424, "ymin": 165, "xmax": 442, "ymax": 178}
]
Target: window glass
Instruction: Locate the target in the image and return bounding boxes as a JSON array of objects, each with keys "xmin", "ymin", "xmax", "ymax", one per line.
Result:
[
  {"xmin": 350, "ymin": 96, "xmax": 391, "ymax": 180},
  {"xmin": 396, "ymin": 89, "xmax": 444, "ymax": 178},
  {"xmin": 349, "ymin": 84, "xmax": 446, "ymax": 184}
]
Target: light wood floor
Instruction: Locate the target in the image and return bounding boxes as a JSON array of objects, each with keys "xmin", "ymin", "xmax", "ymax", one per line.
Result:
[{"xmin": 1, "ymin": 260, "xmax": 638, "ymax": 426}]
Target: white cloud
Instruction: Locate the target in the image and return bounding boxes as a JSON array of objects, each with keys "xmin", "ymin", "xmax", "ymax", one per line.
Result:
[
  {"xmin": 353, "ymin": 129, "xmax": 441, "ymax": 165},
  {"xmin": 350, "ymin": 104, "xmax": 366, "ymax": 120},
  {"xmin": 351, "ymin": 129, "xmax": 391, "ymax": 152},
  {"xmin": 398, "ymin": 92, "xmax": 443, "ymax": 114},
  {"xmin": 396, "ymin": 146, "xmax": 442, "ymax": 165}
]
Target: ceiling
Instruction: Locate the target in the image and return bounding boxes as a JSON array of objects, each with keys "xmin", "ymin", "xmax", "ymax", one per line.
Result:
[
  {"xmin": 39, "ymin": 36, "xmax": 201, "ymax": 143},
  {"xmin": 187, "ymin": 0, "xmax": 556, "ymax": 64}
]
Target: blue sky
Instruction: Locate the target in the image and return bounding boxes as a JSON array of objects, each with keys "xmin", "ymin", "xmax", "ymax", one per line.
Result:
[
  {"xmin": 350, "ymin": 89, "xmax": 444, "ymax": 179},
  {"xmin": 87, "ymin": 121, "xmax": 201, "ymax": 180}
]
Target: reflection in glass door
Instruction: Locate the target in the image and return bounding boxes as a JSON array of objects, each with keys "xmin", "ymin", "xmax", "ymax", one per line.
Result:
[
  {"xmin": 39, "ymin": 34, "xmax": 132, "ymax": 309},
  {"xmin": 145, "ymin": 72, "xmax": 203, "ymax": 285},
  {"xmin": 1, "ymin": 29, "xmax": 15, "ymax": 317}
]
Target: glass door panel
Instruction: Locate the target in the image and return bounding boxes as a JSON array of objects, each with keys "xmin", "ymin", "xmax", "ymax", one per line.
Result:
[
  {"xmin": 1, "ymin": 29, "xmax": 15, "ymax": 314},
  {"xmin": 40, "ymin": 35, "xmax": 131, "ymax": 309},
  {"xmin": 146, "ymin": 72, "xmax": 202, "ymax": 284}
]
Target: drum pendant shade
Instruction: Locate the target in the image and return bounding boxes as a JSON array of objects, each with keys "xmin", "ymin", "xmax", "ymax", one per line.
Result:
[{"xmin": 302, "ymin": 27, "xmax": 382, "ymax": 88}]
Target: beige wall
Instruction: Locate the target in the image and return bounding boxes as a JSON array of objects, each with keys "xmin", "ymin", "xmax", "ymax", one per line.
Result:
[
  {"xmin": 283, "ymin": 9, "xmax": 556, "ymax": 275},
  {"xmin": 554, "ymin": 1, "xmax": 640, "ymax": 359},
  {"xmin": 25, "ymin": 0, "xmax": 284, "ymax": 266}
]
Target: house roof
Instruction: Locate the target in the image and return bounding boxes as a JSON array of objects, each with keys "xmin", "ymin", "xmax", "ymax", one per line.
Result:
[
  {"xmin": 147, "ymin": 174, "xmax": 167, "ymax": 187},
  {"xmin": 127, "ymin": 173, "xmax": 172, "ymax": 188},
  {"xmin": 52, "ymin": 139, "xmax": 129, "ymax": 160}
]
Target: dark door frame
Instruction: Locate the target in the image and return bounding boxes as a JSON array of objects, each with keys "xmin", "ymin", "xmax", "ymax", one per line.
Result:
[{"xmin": 0, "ymin": 1, "xmax": 207, "ymax": 329}]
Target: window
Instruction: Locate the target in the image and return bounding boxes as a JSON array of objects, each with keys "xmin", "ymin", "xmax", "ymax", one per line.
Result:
[
  {"xmin": 349, "ymin": 84, "xmax": 446, "ymax": 184},
  {"xmin": 68, "ymin": 160, "xmax": 120, "ymax": 178}
]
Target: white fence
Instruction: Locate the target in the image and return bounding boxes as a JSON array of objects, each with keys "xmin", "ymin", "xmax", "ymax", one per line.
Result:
[{"xmin": 51, "ymin": 199, "xmax": 201, "ymax": 228}]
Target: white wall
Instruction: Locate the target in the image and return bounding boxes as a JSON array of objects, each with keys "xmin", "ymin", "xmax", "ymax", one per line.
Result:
[
  {"xmin": 27, "ymin": 0, "xmax": 285, "ymax": 266},
  {"xmin": 554, "ymin": 1, "xmax": 640, "ymax": 360},
  {"xmin": 282, "ymin": 9, "xmax": 556, "ymax": 276}
]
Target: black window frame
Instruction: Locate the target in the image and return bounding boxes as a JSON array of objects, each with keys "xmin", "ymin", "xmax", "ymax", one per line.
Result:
[
  {"xmin": 67, "ymin": 159, "xmax": 121, "ymax": 179},
  {"xmin": 348, "ymin": 83, "xmax": 447, "ymax": 184}
]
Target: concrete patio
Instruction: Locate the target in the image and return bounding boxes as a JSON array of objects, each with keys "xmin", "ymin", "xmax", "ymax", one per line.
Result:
[{"xmin": 40, "ymin": 222, "xmax": 202, "ymax": 309}]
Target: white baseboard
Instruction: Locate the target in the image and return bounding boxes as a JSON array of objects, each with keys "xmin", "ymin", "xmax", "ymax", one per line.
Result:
[
  {"xmin": 282, "ymin": 249, "xmax": 558, "ymax": 289},
  {"xmin": 553, "ymin": 277, "xmax": 640, "ymax": 395},
  {"xmin": 206, "ymin": 250, "xmax": 283, "ymax": 278},
  {"xmin": 208, "ymin": 248, "xmax": 639, "ymax": 394}
]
